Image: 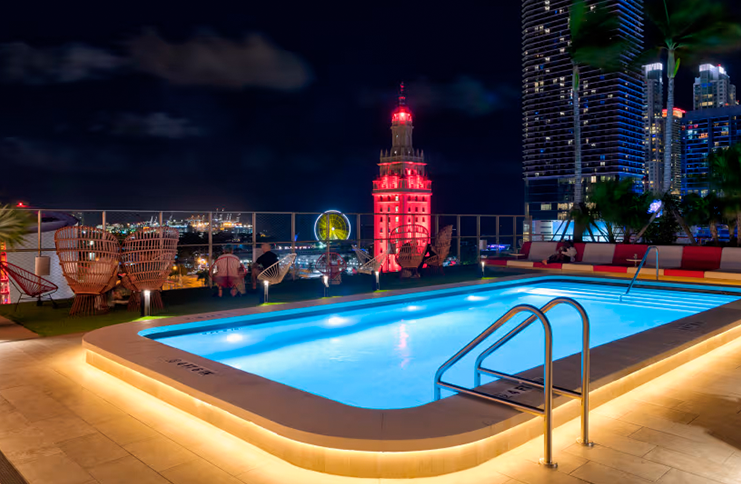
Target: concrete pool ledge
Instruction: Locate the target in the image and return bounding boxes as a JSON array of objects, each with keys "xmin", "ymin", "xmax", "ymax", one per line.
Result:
[{"xmin": 82, "ymin": 275, "xmax": 741, "ymax": 478}]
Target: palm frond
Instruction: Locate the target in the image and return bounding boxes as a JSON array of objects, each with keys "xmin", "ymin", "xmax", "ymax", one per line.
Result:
[
  {"xmin": 646, "ymin": 0, "xmax": 741, "ymax": 56},
  {"xmin": 0, "ymin": 206, "xmax": 31, "ymax": 248},
  {"xmin": 569, "ymin": 0, "xmax": 626, "ymax": 71}
]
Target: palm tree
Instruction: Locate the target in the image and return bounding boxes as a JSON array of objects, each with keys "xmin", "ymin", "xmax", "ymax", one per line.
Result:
[
  {"xmin": 708, "ymin": 143, "xmax": 741, "ymax": 245},
  {"xmin": 681, "ymin": 193, "xmax": 724, "ymax": 243},
  {"xmin": 0, "ymin": 205, "xmax": 31, "ymax": 249},
  {"xmin": 568, "ymin": 0, "xmax": 625, "ymax": 206},
  {"xmin": 645, "ymin": 0, "xmax": 741, "ymax": 194},
  {"xmin": 590, "ymin": 178, "xmax": 651, "ymax": 242}
]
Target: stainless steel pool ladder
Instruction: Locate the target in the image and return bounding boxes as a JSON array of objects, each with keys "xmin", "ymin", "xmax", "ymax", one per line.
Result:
[
  {"xmin": 622, "ymin": 245, "xmax": 660, "ymax": 300},
  {"xmin": 433, "ymin": 297, "xmax": 593, "ymax": 469}
]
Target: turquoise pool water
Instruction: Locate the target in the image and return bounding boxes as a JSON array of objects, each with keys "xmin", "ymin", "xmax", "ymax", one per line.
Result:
[{"xmin": 146, "ymin": 278, "xmax": 738, "ymax": 409}]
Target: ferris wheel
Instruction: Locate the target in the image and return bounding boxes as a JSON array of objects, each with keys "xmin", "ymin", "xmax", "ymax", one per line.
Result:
[{"xmin": 314, "ymin": 210, "xmax": 351, "ymax": 241}]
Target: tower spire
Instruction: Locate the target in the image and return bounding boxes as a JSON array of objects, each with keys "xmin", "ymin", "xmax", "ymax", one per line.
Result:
[{"xmin": 398, "ymin": 82, "xmax": 406, "ymax": 106}]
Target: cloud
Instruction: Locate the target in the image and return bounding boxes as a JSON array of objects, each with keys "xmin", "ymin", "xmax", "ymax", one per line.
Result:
[
  {"xmin": 0, "ymin": 31, "xmax": 312, "ymax": 91},
  {"xmin": 128, "ymin": 30, "xmax": 312, "ymax": 90},
  {"xmin": 0, "ymin": 137, "xmax": 128, "ymax": 173},
  {"xmin": 360, "ymin": 76, "xmax": 518, "ymax": 116},
  {"xmin": 92, "ymin": 112, "xmax": 203, "ymax": 139},
  {"xmin": 0, "ymin": 42, "xmax": 124, "ymax": 84}
]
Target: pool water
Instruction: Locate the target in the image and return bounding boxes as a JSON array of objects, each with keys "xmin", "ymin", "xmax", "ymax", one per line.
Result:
[{"xmin": 148, "ymin": 280, "xmax": 738, "ymax": 409}]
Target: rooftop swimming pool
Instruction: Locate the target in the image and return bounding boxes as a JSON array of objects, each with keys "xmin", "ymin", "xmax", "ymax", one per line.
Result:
[{"xmin": 144, "ymin": 278, "xmax": 739, "ymax": 409}]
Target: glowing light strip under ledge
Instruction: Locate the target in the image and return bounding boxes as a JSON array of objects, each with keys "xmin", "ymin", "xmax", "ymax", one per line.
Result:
[{"xmin": 84, "ymin": 319, "xmax": 741, "ymax": 478}]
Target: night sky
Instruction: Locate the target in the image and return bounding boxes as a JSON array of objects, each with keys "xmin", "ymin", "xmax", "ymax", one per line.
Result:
[{"xmin": 1, "ymin": 2, "xmax": 739, "ymax": 215}]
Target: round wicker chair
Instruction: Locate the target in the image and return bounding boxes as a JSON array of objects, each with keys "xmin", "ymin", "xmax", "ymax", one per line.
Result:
[
  {"xmin": 424, "ymin": 225, "xmax": 453, "ymax": 274},
  {"xmin": 315, "ymin": 252, "xmax": 347, "ymax": 285},
  {"xmin": 121, "ymin": 227, "xmax": 179, "ymax": 312},
  {"xmin": 390, "ymin": 224, "xmax": 430, "ymax": 278},
  {"xmin": 55, "ymin": 226, "xmax": 121, "ymax": 316}
]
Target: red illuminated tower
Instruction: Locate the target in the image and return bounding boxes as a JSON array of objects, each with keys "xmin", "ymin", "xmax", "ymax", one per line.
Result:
[
  {"xmin": 0, "ymin": 243, "xmax": 8, "ymax": 305},
  {"xmin": 373, "ymin": 83, "xmax": 432, "ymax": 270}
]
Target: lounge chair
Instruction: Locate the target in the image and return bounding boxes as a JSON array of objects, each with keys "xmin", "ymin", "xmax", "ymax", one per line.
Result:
[
  {"xmin": 352, "ymin": 246, "xmax": 389, "ymax": 275},
  {"xmin": 316, "ymin": 252, "xmax": 347, "ymax": 285},
  {"xmin": 0, "ymin": 261, "xmax": 58, "ymax": 310},
  {"xmin": 257, "ymin": 253, "xmax": 297, "ymax": 302}
]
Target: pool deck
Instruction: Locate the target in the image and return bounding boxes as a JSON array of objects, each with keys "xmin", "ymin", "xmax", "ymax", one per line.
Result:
[
  {"xmin": 1, "ymin": 318, "xmax": 741, "ymax": 483},
  {"xmin": 78, "ymin": 273, "xmax": 741, "ymax": 478}
]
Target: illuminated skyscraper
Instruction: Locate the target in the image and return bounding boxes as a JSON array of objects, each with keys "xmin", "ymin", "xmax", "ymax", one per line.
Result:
[
  {"xmin": 693, "ymin": 64, "xmax": 737, "ymax": 110},
  {"xmin": 682, "ymin": 105, "xmax": 741, "ymax": 196},
  {"xmin": 522, "ymin": 0, "xmax": 645, "ymax": 220},
  {"xmin": 644, "ymin": 63, "xmax": 664, "ymax": 194},
  {"xmin": 372, "ymin": 84, "xmax": 432, "ymax": 270}
]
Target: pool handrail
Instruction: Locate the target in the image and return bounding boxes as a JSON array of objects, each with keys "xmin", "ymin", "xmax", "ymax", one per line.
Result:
[
  {"xmin": 433, "ymin": 303, "xmax": 558, "ymax": 468},
  {"xmin": 473, "ymin": 297, "xmax": 593, "ymax": 448},
  {"xmin": 623, "ymin": 245, "xmax": 660, "ymax": 298}
]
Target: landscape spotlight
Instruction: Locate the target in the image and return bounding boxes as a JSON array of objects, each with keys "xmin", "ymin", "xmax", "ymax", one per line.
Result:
[{"xmin": 142, "ymin": 290, "xmax": 151, "ymax": 317}]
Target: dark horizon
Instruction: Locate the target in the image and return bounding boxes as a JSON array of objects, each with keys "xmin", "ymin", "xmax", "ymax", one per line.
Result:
[{"xmin": 1, "ymin": 2, "xmax": 740, "ymax": 215}]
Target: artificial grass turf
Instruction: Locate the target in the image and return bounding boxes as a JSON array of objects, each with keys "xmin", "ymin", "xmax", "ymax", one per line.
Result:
[{"xmin": 0, "ymin": 265, "xmax": 519, "ymax": 337}]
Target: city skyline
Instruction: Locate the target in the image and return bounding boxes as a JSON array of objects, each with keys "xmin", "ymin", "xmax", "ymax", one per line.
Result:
[
  {"xmin": 522, "ymin": 0, "xmax": 645, "ymax": 220},
  {"xmin": 0, "ymin": 2, "xmax": 740, "ymax": 217}
]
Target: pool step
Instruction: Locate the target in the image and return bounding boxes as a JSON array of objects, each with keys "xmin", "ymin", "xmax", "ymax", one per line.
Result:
[{"xmin": 528, "ymin": 284, "xmax": 732, "ymax": 313}]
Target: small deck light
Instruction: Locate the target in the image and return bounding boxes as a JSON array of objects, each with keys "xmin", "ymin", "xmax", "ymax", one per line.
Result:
[
  {"xmin": 142, "ymin": 290, "xmax": 151, "ymax": 317},
  {"xmin": 374, "ymin": 270, "xmax": 380, "ymax": 291},
  {"xmin": 263, "ymin": 280, "xmax": 270, "ymax": 303}
]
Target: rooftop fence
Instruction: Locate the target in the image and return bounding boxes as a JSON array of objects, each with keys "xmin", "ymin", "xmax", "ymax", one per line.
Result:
[{"xmin": 1, "ymin": 210, "xmax": 530, "ymax": 301}]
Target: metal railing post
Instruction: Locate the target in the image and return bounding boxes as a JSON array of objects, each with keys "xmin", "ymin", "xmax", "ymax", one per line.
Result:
[
  {"xmin": 291, "ymin": 213, "xmax": 296, "ymax": 253},
  {"xmin": 252, "ymin": 212, "xmax": 257, "ymax": 265},
  {"xmin": 159, "ymin": 211, "xmax": 163, "ymax": 227},
  {"xmin": 513, "ymin": 216, "xmax": 517, "ymax": 250},
  {"xmin": 208, "ymin": 212, "xmax": 213, "ymax": 288},
  {"xmin": 496, "ymin": 215, "xmax": 500, "ymax": 255},
  {"xmin": 101, "ymin": 211, "xmax": 106, "ymax": 231},
  {"xmin": 476, "ymin": 215, "xmax": 481, "ymax": 263},
  {"xmin": 37, "ymin": 211, "xmax": 42, "ymax": 257},
  {"xmin": 456, "ymin": 215, "xmax": 461, "ymax": 264},
  {"xmin": 356, "ymin": 213, "xmax": 361, "ymax": 250},
  {"xmin": 325, "ymin": 211, "xmax": 330, "ymax": 262}
]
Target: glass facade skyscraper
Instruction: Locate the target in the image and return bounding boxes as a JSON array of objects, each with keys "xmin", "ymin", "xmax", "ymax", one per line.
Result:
[
  {"xmin": 693, "ymin": 64, "xmax": 737, "ymax": 110},
  {"xmin": 522, "ymin": 0, "xmax": 645, "ymax": 220},
  {"xmin": 682, "ymin": 105, "xmax": 741, "ymax": 196}
]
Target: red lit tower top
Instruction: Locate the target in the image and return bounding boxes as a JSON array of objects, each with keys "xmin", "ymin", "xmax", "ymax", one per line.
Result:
[{"xmin": 372, "ymin": 83, "xmax": 433, "ymax": 269}]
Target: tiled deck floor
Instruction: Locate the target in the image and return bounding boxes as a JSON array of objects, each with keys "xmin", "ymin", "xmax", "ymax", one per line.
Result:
[{"xmin": 1, "ymin": 331, "xmax": 741, "ymax": 484}]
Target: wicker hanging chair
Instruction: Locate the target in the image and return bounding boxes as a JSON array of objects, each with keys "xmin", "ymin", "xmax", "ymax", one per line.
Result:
[
  {"xmin": 390, "ymin": 224, "xmax": 430, "ymax": 278},
  {"xmin": 55, "ymin": 226, "xmax": 121, "ymax": 316},
  {"xmin": 121, "ymin": 227, "xmax": 179, "ymax": 312},
  {"xmin": 424, "ymin": 225, "xmax": 453, "ymax": 274}
]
